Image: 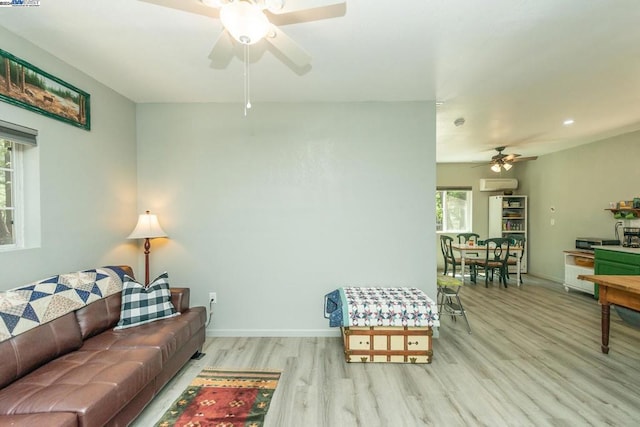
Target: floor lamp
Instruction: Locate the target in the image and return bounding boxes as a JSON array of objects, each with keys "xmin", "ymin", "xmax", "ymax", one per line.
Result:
[{"xmin": 128, "ymin": 210, "xmax": 168, "ymax": 285}]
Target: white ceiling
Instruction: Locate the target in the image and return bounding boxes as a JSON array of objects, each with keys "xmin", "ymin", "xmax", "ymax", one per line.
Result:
[{"xmin": 1, "ymin": 0, "xmax": 640, "ymax": 163}]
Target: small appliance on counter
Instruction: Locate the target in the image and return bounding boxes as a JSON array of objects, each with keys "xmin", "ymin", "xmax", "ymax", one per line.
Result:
[
  {"xmin": 622, "ymin": 227, "xmax": 640, "ymax": 248},
  {"xmin": 575, "ymin": 237, "xmax": 620, "ymax": 252}
]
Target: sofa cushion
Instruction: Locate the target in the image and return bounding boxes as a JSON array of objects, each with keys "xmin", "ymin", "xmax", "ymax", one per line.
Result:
[
  {"xmin": 0, "ymin": 412, "xmax": 78, "ymax": 427},
  {"xmin": 82, "ymin": 307, "xmax": 206, "ymax": 364},
  {"xmin": 0, "ymin": 312, "xmax": 83, "ymax": 389},
  {"xmin": 114, "ymin": 273, "xmax": 179, "ymax": 330},
  {"xmin": 0, "ymin": 347, "xmax": 161, "ymax": 427},
  {"xmin": 74, "ymin": 266, "xmax": 132, "ymax": 340},
  {"xmin": 75, "ymin": 293, "xmax": 122, "ymax": 340}
]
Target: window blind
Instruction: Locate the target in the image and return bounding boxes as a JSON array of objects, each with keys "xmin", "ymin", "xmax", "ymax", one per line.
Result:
[{"xmin": 0, "ymin": 119, "xmax": 38, "ymax": 146}]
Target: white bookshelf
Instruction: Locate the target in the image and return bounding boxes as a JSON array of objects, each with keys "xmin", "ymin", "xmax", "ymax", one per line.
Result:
[{"xmin": 489, "ymin": 195, "xmax": 528, "ymax": 273}]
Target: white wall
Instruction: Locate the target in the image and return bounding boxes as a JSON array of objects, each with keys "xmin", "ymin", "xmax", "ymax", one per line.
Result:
[
  {"xmin": 518, "ymin": 130, "xmax": 640, "ymax": 282},
  {"xmin": 0, "ymin": 28, "xmax": 138, "ymax": 288},
  {"xmin": 136, "ymin": 102, "xmax": 437, "ymax": 336}
]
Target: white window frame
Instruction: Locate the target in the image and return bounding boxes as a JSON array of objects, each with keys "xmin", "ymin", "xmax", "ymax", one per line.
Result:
[
  {"xmin": 0, "ymin": 120, "xmax": 37, "ymax": 252},
  {"xmin": 0, "ymin": 140, "xmax": 24, "ymax": 250},
  {"xmin": 436, "ymin": 188, "xmax": 473, "ymax": 233}
]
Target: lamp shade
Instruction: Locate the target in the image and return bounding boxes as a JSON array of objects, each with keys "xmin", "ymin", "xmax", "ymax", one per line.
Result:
[
  {"xmin": 220, "ymin": 1, "xmax": 270, "ymax": 45},
  {"xmin": 502, "ymin": 162, "xmax": 513, "ymax": 171},
  {"xmin": 491, "ymin": 164, "xmax": 501, "ymax": 173},
  {"xmin": 127, "ymin": 211, "xmax": 168, "ymax": 239}
]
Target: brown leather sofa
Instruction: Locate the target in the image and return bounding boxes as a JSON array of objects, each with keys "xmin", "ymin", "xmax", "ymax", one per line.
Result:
[{"xmin": 0, "ymin": 266, "xmax": 206, "ymax": 426}]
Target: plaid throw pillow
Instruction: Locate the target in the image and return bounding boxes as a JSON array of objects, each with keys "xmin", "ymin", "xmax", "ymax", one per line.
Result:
[{"xmin": 114, "ymin": 272, "xmax": 180, "ymax": 330}]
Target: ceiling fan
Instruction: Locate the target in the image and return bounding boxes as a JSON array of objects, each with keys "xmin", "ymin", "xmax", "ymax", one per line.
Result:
[
  {"xmin": 485, "ymin": 146, "xmax": 538, "ymax": 172},
  {"xmin": 140, "ymin": 0, "xmax": 347, "ymax": 68}
]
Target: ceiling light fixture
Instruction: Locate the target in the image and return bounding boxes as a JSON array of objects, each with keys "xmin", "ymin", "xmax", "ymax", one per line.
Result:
[
  {"xmin": 491, "ymin": 161, "xmax": 512, "ymax": 172},
  {"xmin": 563, "ymin": 118, "xmax": 575, "ymax": 126},
  {"xmin": 217, "ymin": 0, "xmax": 273, "ymax": 116},
  {"xmin": 220, "ymin": 1, "xmax": 270, "ymax": 45}
]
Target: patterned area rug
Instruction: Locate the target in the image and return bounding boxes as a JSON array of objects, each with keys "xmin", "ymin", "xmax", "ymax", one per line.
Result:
[{"xmin": 156, "ymin": 368, "xmax": 281, "ymax": 427}]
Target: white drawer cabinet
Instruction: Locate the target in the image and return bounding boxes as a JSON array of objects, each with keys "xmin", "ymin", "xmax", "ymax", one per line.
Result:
[{"xmin": 564, "ymin": 251, "xmax": 595, "ymax": 295}]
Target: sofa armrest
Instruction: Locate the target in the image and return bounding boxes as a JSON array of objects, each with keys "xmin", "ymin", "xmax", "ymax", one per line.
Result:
[{"xmin": 170, "ymin": 288, "xmax": 190, "ymax": 312}]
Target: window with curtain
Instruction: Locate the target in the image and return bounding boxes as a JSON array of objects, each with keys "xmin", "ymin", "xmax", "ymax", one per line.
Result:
[
  {"xmin": 0, "ymin": 120, "xmax": 37, "ymax": 249},
  {"xmin": 436, "ymin": 188, "xmax": 473, "ymax": 233}
]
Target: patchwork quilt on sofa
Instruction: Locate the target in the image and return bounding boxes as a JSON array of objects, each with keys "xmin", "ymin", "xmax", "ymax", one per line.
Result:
[{"xmin": 0, "ymin": 266, "xmax": 127, "ymax": 342}]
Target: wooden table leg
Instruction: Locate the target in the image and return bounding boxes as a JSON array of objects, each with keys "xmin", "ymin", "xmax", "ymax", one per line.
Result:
[
  {"xmin": 601, "ymin": 303, "xmax": 610, "ymax": 354},
  {"xmin": 460, "ymin": 255, "xmax": 466, "ymax": 284}
]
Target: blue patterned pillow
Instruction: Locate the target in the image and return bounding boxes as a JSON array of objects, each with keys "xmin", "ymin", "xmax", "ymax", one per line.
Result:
[{"xmin": 114, "ymin": 272, "xmax": 180, "ymax": 330}]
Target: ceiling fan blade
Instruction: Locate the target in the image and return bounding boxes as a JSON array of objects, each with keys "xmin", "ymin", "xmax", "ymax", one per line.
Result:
[
  {"xmin": 138, "ymin": 0, "xmax": 220, "ymax": 18},
  {"xmin": 264, "ymin": 26, "xmax": 311, "ymax": 68},
  {"xmin": 503, "ymin": 153, "xmax": 521, "ymax": 162},
  {"xmin": 208, "ymin": 30, "xmax": 236, "ymax": 68},
  {"xmin": 510, "ymin": 156, "xmax": 538, "ymax": 163},
  {"xmin": 266, "ymin": 0, "xmax": 345, "ymax": 14}
]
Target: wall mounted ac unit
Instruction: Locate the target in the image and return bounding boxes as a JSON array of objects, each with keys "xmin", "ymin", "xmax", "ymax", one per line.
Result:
[{"xmin": 479, "ymin": 178, "xmax": 518, "ymax": 192}]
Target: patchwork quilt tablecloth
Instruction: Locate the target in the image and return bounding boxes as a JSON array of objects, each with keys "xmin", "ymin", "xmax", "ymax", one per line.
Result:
[{"xmin": 324, "ymin": 287, "xmax": 439, "ymax": 328}]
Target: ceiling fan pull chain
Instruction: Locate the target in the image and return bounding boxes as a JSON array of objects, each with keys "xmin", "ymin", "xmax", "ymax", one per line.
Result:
[{"xmin": 244, "ymin": 44, "xmax": 252, "ymax": 116}]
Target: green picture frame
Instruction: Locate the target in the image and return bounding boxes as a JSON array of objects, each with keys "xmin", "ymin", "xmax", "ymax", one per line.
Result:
[{"xmin": 0, "ymin": 48, "xmax": 90, "ymax": 131}]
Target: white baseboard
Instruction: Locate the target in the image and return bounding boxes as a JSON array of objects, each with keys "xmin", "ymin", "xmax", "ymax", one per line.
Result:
[
  {"xmin": 207, "ymin": 327, "xmax": 440, "ymax": 338},
  {"xmin": 207, "ymin": 328, "xmax": 342, "ymax": 337}
]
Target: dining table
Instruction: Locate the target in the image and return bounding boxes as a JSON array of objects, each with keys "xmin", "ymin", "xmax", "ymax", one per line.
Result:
[
  {"xmin": 576, "ymin": 274, "xmax": 640, "ymax": 354},
  {"xmin": 451, "ymin": 242, "xmax": 523, "ymax": 286}
]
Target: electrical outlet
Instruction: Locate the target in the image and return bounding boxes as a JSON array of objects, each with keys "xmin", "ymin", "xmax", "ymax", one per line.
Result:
[{"xmin": 209, "ymin": 292, "xmax": 217, "ymax": 304}]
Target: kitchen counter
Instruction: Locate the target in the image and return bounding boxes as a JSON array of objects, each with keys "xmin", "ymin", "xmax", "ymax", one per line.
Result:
[{"xmin": 595, "ymin": 245, "xmax": 640, "ymax": 255}]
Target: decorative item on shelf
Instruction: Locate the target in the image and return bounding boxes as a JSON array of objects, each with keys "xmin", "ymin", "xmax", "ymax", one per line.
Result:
[{"xmin": 127, "ymin": 210, "xmax": 168, "ymax": 285}]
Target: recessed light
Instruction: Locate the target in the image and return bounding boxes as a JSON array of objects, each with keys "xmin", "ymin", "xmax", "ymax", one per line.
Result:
[{"xmin": 563, "ymin": 118, "xmax": 575, "ymax": 126}]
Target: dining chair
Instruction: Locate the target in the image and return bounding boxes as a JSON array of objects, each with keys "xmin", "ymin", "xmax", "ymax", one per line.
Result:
[
  {"xmin": 457, "ymin": 232, "xmax": 481, "ymax": 258},
  {"xmin": 440, "ymin": 235, "xmax": 477, "ymax": 280},
  {"xmin": 507, "ymin": 235, "xmax": 526, "ymax": 284},
  {"xmin": 456, "ymin": 233, "xmax": 480, "ymax": 245},
  {"xmin": 440, "ymin": 235, "xmax": 457, "ymax": 276},
  {"xmin": 474, "ymin": 237, "xmax": 511, "ymax": 287}
]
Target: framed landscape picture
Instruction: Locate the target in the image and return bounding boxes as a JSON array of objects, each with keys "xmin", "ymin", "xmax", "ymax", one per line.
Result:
[{"xmin": 0, "ymin": 48, "xmax": 90, "ymax": 130}]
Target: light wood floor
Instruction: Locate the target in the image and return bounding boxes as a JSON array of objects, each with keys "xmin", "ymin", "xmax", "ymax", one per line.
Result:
[{"xmin": 132, "ymin": 276, "xmax": 640, "ymax": 426}]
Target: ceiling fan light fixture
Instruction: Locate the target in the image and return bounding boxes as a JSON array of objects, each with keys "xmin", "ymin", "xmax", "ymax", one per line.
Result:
[
  {"xmin": 491, "ymin": 164, "xmax": 501, "ymax": 173},
  {"xmin": 503, "ymin": 162, "xmax": 513, "ymax": 171},
  {"xmin": 265, "ymin": 0, "xmax": 285, "ymax": 12},
  {"xmin": 220, "ymin": 1, "xmax": 270, "ymax": 45},
  {"xmin": 201, "ymin": 0, "xmax": 226, "ymax": 7}
]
